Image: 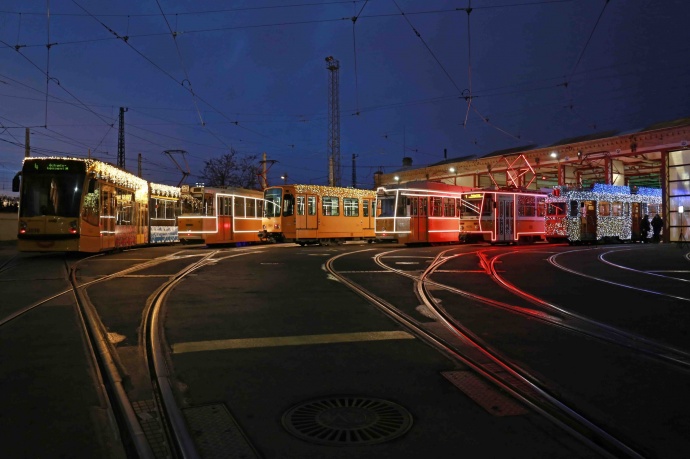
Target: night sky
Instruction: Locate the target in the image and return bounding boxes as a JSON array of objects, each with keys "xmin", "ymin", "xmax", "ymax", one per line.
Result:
[{"xmin": 1, "ymin": 0, "xmax": 689, "ymax": 193}]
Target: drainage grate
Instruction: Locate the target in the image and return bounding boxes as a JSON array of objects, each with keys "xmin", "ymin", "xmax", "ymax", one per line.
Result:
[{"xmin": 282, "ymin": 396, "xmax": 413, "ymax": 446}]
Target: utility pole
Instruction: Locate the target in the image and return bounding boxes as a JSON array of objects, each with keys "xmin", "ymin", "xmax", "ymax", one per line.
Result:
[
  {"xmin": 118, "ymin": 107, "xmax": 128, "ymax": 169},
  {"xmin": 326, "ymin": 56, "xmax": 341, "ymax": 187},
  {"xmin": 138, "ymin": 153, "xmax": 142, "ymax": 177},
  {"xmin": 259, "ymin": 153, "xmax": 277, "ymax": 189}
]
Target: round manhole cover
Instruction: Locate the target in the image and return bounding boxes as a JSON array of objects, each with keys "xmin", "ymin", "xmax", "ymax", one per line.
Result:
[{"xmin": 282, "ymin": 396, "xmax": 413, "ymax": 446}]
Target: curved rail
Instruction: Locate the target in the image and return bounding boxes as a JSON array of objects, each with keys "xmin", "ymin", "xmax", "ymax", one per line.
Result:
[{"xmin": 327, "ymin": 247, "xmax": 645, "ymax": 458}]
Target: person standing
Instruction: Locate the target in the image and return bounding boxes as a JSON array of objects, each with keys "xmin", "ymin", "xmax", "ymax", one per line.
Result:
[
  {"xmin": 640, "ymin": 214, "xmax": 651, "ymax": 243},
  {"xmin": 651, "ymin": 213, "xmax": 663, "ymax": 243}
]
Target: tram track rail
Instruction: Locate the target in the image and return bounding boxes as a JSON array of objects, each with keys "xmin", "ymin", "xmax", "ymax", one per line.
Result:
[
  {"xmin": 326, "ymin": 247, "xmax": 646, "ymax": 458},
  {"xmin": 71, "ymin": 249, "xmax": 243, "ymax": 459},
  {"xmin": 0, "ymin": 249, "xmax": 215, "ymax": 458},
  {"xmin": 484, "ymin": 247, "xmax": 690, "ymax": 369}
]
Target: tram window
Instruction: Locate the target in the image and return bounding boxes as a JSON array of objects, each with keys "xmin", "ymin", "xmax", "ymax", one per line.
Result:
[
  {"xmin": 431, "ymin": 197, "xmax": 442, "ymax": 217},
  {"xmin": 220, "ymin": 197, "xmax": 231, "ymax": 216},
  {"xmin": 322, "ymin": 196, "xmax": 339, "ymax": 216},
  {"xmin": 235, "ymin": 197, "xmax": 246, "ymax": 217},
  {"xmin": 116, "ymin": 190, "xmax": 133, "ymax": 225},
  {"xmin": 21, "ymin": 174, "xmax": 83, "ymax": 217},
  {"xmin": 307, "ymin": 196, "xmax": 316, "ymax": 215},
  {"xmin": 181, "ymin": 196, "xmax": 202, "ymax": 215},
  {"xmin": 518, "ymin": 196, "xmax": 535, "ymax": 217},
  {"xmin": 396, "ymin": 197, "xmax": 408, "ymax": 217},
  {"xmin": 344, "ymin": 198, "xmax": 359, "ymax": 217},
  {"xmin": 481, "ymin": 196, "xmax": 493, "ymax": 216},
  {"xmin": 204, "ymin": 195, "xmax": 214, "ymax": 216},
  {"xmin": 297, "ymin": 196, "xmax": 305, "ymax": 216},
  {"xmin": 379, "ymin": 196, "xmax": 395, "ymax": 217},
  {"xmin": 283, "ymin": 193, "xmax": 295, "ymax": 216},
  {"xmin": 547, "ymin": 202, "xmax": 565, "ymax": 216},
  {"xmin": 443, "ymin": 197, "xmax": 455, "ymax": 217},
  {"xmin": 599, "ymin": 202, "xmax": 610, "ymax": 217},
  {"xmin": 363, "ymin": 199, "xmax": 370, "ymax": 217},
  {"xmin": 459, "ymin": 198, "xmax": 481, "ymax": 217},
  {"xmin": 410, "ymin": 198, "xmax": 417, "ymax": 216},
  {"xmin": 247, "ymin": 198, "xmax": 257, "ymax": 218},
  {"xmin": 247, "ymin": 198, "xmax": 261, "ymax": 218},
  {"xmin": 537, "ymin": 198, "xmax": 546, "ymax": 217},
  {"xmin": 570, "ymin": 201, "xmax": 579, "ymax": 217},
  {"xmin": 264, "ymin": 188, "xmax": 282, "ymax": 217},
  {"xmin": 612, "ymin": 201, "xmax": 622, "ymax": 217},
  {"xmin": 82, "ymin": 181, "xmax": 100, "ymax": 226},
  {"xmin": 420, "ymin": 198, "xmax": 428, "ymax": 216}
]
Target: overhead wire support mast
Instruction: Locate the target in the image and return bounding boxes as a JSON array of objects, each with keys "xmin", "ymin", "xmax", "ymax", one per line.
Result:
[
  {"xmin": 326, "ymin": 56, "xmax": 341, "ymax": 187},
  {"xmin": 117, "ymin": 107, "xmax": 128, "ymax": 169}
]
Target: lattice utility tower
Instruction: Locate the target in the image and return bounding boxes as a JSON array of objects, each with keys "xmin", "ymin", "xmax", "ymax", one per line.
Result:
[
  {"xmin": 326, "ymin": 56, "xmax": 341, "ymax": 187},
  {"xmin": 117, "ymin": 107, "xmax": 128, "ymax": 169}
]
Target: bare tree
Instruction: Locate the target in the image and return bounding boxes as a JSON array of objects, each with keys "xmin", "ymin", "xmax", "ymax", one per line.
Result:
[{"xmin": 200, "ymin": 148, "xmax": 260, "ymax": 189}]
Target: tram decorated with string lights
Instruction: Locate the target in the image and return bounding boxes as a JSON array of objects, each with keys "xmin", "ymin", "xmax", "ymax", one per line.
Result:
[
  {"xmin": 178, "ymin": 185, "xmax": 265, "ymax": 246},
  {"xmin": 14, "ymin": 156, "xmax": 180, "ymax": 252},
  {"xmin": 544, "ymin": 183, "xmax": 662, "ymax": 244},
  {"xmin": 259, "ymin": 184, "xmax": 377, "ymax": 245},
  {"xmin": 375, "ymin": 181, "xmax": 548, "ymax": 245}
]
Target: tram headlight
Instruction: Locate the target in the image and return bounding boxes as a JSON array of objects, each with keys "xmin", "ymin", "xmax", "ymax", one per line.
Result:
[
  {"xmin": 19, "ymin": 220, "xmax": 27, "ymax": 234},
  {"xmin": 69, "ymin": 220, "xmax": 78, "ymax": 234},
  {"xmin": 274, "ymin": 223, "xmax": 280, "ymax": 229}
]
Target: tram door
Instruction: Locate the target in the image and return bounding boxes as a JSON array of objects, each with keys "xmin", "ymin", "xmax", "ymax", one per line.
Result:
[
  {"xmin": 496, "ymin": 194, "xmax": 514, "ymax": 242},
  {"xmin": 296, "ymin": 194, "xmax": 318, "ymax": 230},
  {"xmin": 409, "ymin": 196, "xmax": 427, "ymax": 243},
  {"xmin": 581, "ymin": 200, "xmax": 597, "ymax": 240},
  {"xmin": 631, "ymin": 202, "xmax": 642, "ymax": 240}
]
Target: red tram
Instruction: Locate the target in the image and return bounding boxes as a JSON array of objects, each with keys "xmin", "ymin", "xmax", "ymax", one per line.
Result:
[{"xmin": 375, "ymin": 181, "xmax": 547, "ymax": 245}]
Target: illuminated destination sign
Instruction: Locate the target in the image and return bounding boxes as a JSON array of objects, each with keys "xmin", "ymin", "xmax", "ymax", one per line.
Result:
[
  {"xmin": 25, "ymin": 159, "xmax": 86, "ymax": 174},
  {"xmin": 45, "ymin": 163, "xmax": 70, "ymax": 171}
]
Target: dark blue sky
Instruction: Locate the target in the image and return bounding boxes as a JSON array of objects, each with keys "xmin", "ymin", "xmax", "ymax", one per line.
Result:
[{"xmin": 1, "ymin": 0, "xmax": 689, "ymax": 193}]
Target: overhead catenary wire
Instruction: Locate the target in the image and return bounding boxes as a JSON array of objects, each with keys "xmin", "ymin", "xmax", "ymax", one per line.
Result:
[
  {"xmin": 350, "ymin": 0, "xmax": 368, "ymax": 116},
  {"xmin": 0, "ymin": 0, "xmax": 684, "ymax": 188}
]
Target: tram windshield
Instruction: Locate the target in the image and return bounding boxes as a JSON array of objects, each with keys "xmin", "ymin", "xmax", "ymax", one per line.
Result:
[
  {"xmin": 547, "ymin": 202, "xmax": 566, "ymax": 216},
  {"xmin": 377, "ymin": 194, "xmax": 396, "ymax": 217},
  {"xmin": 264, "ymin": 188, "xmax": 282, "ymax": 217},
  {"xmin": 19, "ymin": 165, "xmax": 85, "ymax": 218},
  {"xmin": 458, "ymin": 195, "xmax": 482, "ymax": 218}
]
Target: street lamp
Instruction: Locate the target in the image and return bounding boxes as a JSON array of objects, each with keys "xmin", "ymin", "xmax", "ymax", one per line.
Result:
[
  {"xmin": 449, "ymin": 167, "xmax": 456, "ymax": 185},
  {"xmin": 280, "ymin": 173, "xmax": 288, "ymax": 184},
  {"xmin": 394, "ymin": 175, "xmax": 400, "ymax": 185}
]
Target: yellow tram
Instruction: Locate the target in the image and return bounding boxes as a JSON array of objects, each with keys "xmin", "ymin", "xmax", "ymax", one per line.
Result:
[
  {"xmin": 177, "ymin": 185, "xmax": 265, "ymax": 246},
  {"xmin": 260, "ymin": 184, "xmax": 377, "ymax": 245},
  {"xmin": 15, "ymin": 156, "xmax": 180, "ymax": 252}
]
